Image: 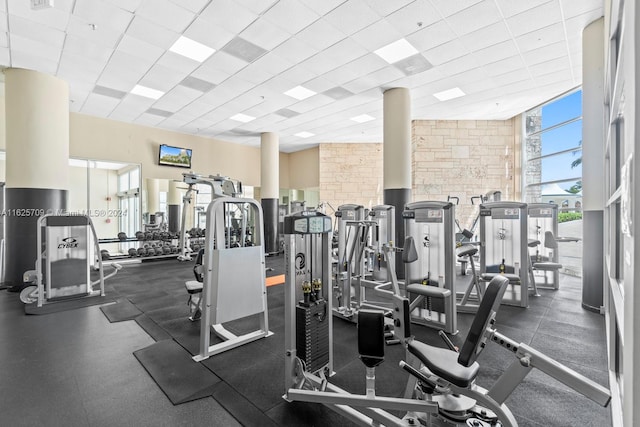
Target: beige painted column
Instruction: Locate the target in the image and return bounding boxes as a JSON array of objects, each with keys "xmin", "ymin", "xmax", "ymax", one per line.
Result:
[
  {"xmin": 4, "ymin": 68, "xmax": 70, "ymax": 287},
  {"xmin": 581, "ymin": 18, "xmax": 605, "ymax": 311},
  {"xmin": 383, "ymin": 87, "xmax": 412, "ymax": 277},
  {"xmin": 261, "ymin": 132, "xmax": 279, "ymax": 254}
]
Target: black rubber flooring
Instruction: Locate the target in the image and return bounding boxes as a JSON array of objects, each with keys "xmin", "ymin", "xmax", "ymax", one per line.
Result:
[{"xmin": 0, "ymin": 256, "xmax": 612, "ymax": 426}]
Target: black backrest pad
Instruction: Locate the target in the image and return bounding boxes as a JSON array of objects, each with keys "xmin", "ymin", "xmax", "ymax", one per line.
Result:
[
  {"xmin": 403, "ymin": 236, "xmax": 419, "ymax": 264},
  {"xmin": 458, "ymin": 275, "xmax": 509, "ymax": 367},
  {"xmin": 193, "ymin": 249, "xmax": 205, "ymax": 282},
  {"xmin": 358, "ymin": 309, "xmax": 385, "ymax": 368}
]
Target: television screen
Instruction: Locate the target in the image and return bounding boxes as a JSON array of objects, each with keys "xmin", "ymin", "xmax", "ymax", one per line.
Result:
[{"xmin": 158, "ymin": 144, "xmax": 192, "ymax": 168}]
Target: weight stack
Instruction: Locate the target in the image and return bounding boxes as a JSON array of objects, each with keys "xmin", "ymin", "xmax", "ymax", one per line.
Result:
[{"xmin": 296, "ymin": 300, "xmax": 329, "ymax": 374}]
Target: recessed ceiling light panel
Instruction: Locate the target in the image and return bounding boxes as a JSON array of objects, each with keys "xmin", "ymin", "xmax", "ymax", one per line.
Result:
[
  {"xmin": 230, "ymin": 113, "xmax": 256, "ymax": 123},
  {"xmin": 284, "ymin": 86, "xmax": 317, "ymax": 100},
  {"xmin": 295, "ymin": 131, "xmax": 314, "ymax": 138},
  {"xmin": 433, "ymin": 87, "xmax": 466, "ymax": 101},
  {"xmin": 351, "ymin": 114, "xmax": 375, "ymax": 123},
  {"xmin": 374, "ymin": 38, "xmax": 419, "ymax": 64},
  {"xmin": 169, "ymin": 36, "xmax": 215, "ymax": 62},
  {"xmin": 131, "ymin": 84, "xmax": 165, "ymax": 100}
]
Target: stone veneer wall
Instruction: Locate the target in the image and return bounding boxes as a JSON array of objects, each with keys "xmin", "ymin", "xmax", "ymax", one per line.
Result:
[
  {"xmin": 412, "ymin": 119, "xmax": 518, "ymax": 230},
  {"xmin": 318, "ymin": 143, "xmax": 384, "ymax": 210},
  {"xmin": 317, "ymin": 119, "xmax": 519, "ymax": 225}
]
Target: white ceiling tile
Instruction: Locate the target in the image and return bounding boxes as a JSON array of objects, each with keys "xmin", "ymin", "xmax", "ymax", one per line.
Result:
[
  {"xmin": 81, "ymin": 92, "xmax": 121, "ymax": 116},
  {"xmin": 515, "ymin": 23, "xmax": 565, "ymax": 52},
  {"xmin": 156, "ymin": 51, "xmax": 201, "ymax": 74},
  {"xmin": 343, "ymin": 66, "xmax": 405, "ymax": 93},
  {"xmin": 303, "ymin": 76, "xmax": 340, "ymax": 94},
  {"xmin": 233, "ymin": 65, "xmax": 274, "ymax": 85},
  {"xmin": 323, "ymin": 0, "xmax": 380, "ymax": 36},
  {"xmin": 385, "ymin": 1, "xmax": 441, "ymax": 36},
  {"xmin": 423, "ymin": 39, "xmax": 468, "ymax": 66},
  {"xmin": 480, "ymin": 55, "xmax": 527, "ymax": 77},
  {"xmin": 10, "ymin": 50, "xmax": 58, "ymax": 74},
  {"xmin": 109, "ymin": 94, "xmax": 155, "ymax": 120},
  {"xmin": 177, "ymin": 100, "xmax": 216, "ymax": 117},
  {"xmin": 116, "ymin": 35, "xmax": 164, "ymax": 63},
  {"xmin": 57, "ymin": 51, "xmax": 105, "ymax": 84},
  {"xmin": 135, "ymin": 113, "xmax": 166, "ymax": 127},
  {"xmin": 73, "ymin": 0, "xmax": 134, "ymax": 33},
  {"xmin": 10, "ymin": 35, "xmax": 61, "ymax": 63},
  {"xmin": 351, "ymin": 19, "xmax": 404, "ymax": 51},
  {"xmin": 296, "ymin": 18, "xmax": 347, "ymax": 51},
  {"xmin": 445, "ymin": 1, "xmax": 502, "ymax": 36},
  {"xmin": 561, "ymin": 0, "xmax": 603, "ymax": 19},
  {"xmin": 470, "ymin": 40, "xmax": 519, "ymax": 65},
  {"xmin": 0, "ymin": 12, "xmax": 6, "ymax": 32},
  {"xmin": 459, "ymin": 21, "xmax": 512, "ymax": 52},
  {"xmin": 183, "ymin": 16, "xmax": 234, "ymax": 50},
  {"xmin": 63, "ymin": 34, "xmax": 113, "ymax": 63},
  {"xmin": 529, "ymin": 57, "xmax": 571, "ymax": 77},
  {"xmin": 6, "ymin": 0, "xmax": 70, "ymax": 30},
  {"xmin": 126, "ymin": 16, "xmax": 179, "ymax": 49},
  {"xmin": 366, "ymin": 0, "xmax": 413, "ymax": 17},
  {"xmin": 492, "ymin": 68, "xmax": 532, "ymax": 86},
  {"xmin": 297, "ymin": 0, "xmax": 346, "ymax": 16},
  {"xmin": 197, "ymin": 50, "xmax": 248, "ymax": 78},
  {"xmin": 263, "ymin": 0, "xmax": 320, "ymax": 35},
  {"xmin": 494, "ymin": 0, "xmax": 553, "ymax": 18},
  {"xmin": 136, "ymin": 0, "xmax": 195, "ymax": 32},
  {"xmin": 270, "ymin": 37, "xmax": 318, "ymax": 64},
  {"xmin": 564, "ymin": 10, "xmax": 604, "ymax": 39},
  {"xmin": 506, "ymin": 1, "xmax": 562, "ymax": 37},
  {"xmin": 234, "ymin": 0, "xmax": 278, "ymax": 14},
  {"xmin": 405, "ymin": 20, "xmax": 456, "ymax": 53},
  {"xmin": 200, "ymin": 0, "xmax": 258, "ymax": 34},
  {"xmin": 102, "ymin": 0, "xmax": 144, "ymax": 12},
  {"xmin": 0, "ymin": 32, "xmax": 7, "ymax": 48},
  {"xmin": 168, "ymin": 0, "xmax": 211, "ymax": 13},
  {"xmin": 534, "ymin": 69, "xmax": 573, "ymax": 87},
  {"xmin": 139, "ymin": 64, "xmax": 189, "ymax": 92},
  {"xmin": 239, "ymin": 17, "xmax": 291, "ymax": 50},
  {"xmin": 429, "ymin": 0, "xmax": 484, "ymax": 18},
  {"xmin": 522, "ymin": 41, "xmax": 567, "ymax": 66},
  {"xmin": 66, "ymin": 15, "xmax": 123, "ymax": 49},
  {"xmin": 8, "ymin": 15, "xmax": 65, "ymax": 48},
  {"xmin": 299, "ymin": 50, "xmax": 341, "ymax": 76},
  {"xmin": 0, "ymin": 47, "xmax": 10, "ymax": 66},
  {"xmin": 153, "ymin": 85, "xmax": 202, "ymax": 111},
  {"xmin": 250, "ymin": 53, "xmax": 295, "ymax": 78}
]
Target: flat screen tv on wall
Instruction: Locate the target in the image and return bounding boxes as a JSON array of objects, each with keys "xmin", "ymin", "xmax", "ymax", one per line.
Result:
[{"xmin": 158, "ymin": 144, "xmax": 192, "ymax": 168}]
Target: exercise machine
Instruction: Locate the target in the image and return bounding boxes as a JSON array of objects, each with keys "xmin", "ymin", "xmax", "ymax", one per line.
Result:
[
  {"xmin": 478, "ymin": 201, "xmax": 532, "ymax": 307},
  {"xmin": 191, "ymin": 195, "xmax": 271, "ymax": 361},
  {"xmin": 177, "ymin": 172, "xmax": 242, "ymax": 261},
  {"xmin": 403, "ymin": 201, "xmax": 457, "ymax": 335},
  {"xmin": 527, "ymin": 203, "xmax": 562, "ymax": 290},
  {"xmin": 368, "ymin": 205, "xmax": 395, "ymax": 283},
  {"xmin": 284, "ymin": 239, "xmax": 611, "ymax": 427},
  {"xmin": 333, "ymin": 204, "xmax": 365, "ymax": 320},
  {"xmin": 20, "ymin": 214, "xmax": 121, "ymax": 312}
]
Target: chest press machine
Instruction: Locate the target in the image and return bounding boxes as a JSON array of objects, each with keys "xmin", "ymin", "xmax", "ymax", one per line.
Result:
[{"xmin": 283, "ymin": 210, "xmax": 610, "ymax": 427}]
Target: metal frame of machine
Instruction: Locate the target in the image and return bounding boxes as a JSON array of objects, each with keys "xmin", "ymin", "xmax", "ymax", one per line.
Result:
[
  {"xmin": 479, "ymin": 201, "xmax": 530, "ymax": 308},
  {"xmin": 527, "ymin": 203, "xmax": 561, "ymax": 290},
  {"xmin": 192, "ymin": 196, "xmax": 272, "ymax": 361}
]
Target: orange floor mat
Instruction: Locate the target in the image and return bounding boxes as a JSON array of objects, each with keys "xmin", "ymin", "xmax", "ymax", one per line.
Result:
[{"xmin": 265, "ymin": 274, "xmax": 285, "ymax": 287}]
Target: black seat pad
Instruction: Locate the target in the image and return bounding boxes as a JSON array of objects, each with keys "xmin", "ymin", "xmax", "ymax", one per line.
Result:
[
  {"xmin": 528, "ymin": 239, "xmax": 541, "ymax": 247},
  {"xmin": 480, "ymin": 272, "xmax": 520, "ymax": 283},
  {"xmin": 406, "ymin": 283, "xmax": 451, "ymax": 298},
  {"xmin": 456, "ymin": 244, "xmax": 477, "ymax": 257},
  {"xmin": 533, "ymin": 261, "xmax": 562, "ymax": 270},
  {"xmin": 408, "ymin": 340, "xmax": 479, "ymax": 388}
]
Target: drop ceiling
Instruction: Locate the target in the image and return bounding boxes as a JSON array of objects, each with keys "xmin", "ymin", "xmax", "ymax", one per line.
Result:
[{"xmin": 0, "ymin": 0, "xmax": 603, "ymax": 152}]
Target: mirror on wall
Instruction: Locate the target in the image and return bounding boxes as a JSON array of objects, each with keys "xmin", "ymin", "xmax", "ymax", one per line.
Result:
[{"xmin": 0, "ymin": 151, "xmax": 141, "ymax": 240}]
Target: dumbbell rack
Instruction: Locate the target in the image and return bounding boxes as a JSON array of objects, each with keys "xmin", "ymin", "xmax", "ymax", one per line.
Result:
[{"xmin": 96, "ymin": 235, "xmax": 180, "ymax": 268}]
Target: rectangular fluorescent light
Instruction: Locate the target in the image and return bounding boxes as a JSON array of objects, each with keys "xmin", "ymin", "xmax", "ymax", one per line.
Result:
[
  {"xmin": 433, "ymin": 87, "xmax": 466, "ymax": 101},
  {"xmin": 350, "ymin": 114, "xmax": 375, "ymax": 123},
  {"xmin": 295, "ymin": 131, "xmax": 314, "ymax": 138},
  {"xmin": 284, "ymin": 85, "xmax": 317, "ymax": 100},
  {"xmin": 131, "ymin": 84, "xmax": 165, "ymax": 100},
  {"xmin": 230, "ymin": 113, "xmax": 255, "ymax": 123},
  {"xmin": 169, "ymin": 36, "xmax": 215, "ymax": 62},
  {"xmin": 374, "ymin": 38, "xmax": 419, "ymax": 64}
]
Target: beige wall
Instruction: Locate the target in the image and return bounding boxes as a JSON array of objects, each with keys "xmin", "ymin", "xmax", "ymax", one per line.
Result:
[
  {"xmin": 289, "ymin": 146, "xmax": 319, "ymax": 189},
  {"xmin": 69, "ymin": 113, "xmax": 262, "ymax": 186},
  {"xmin": 412, "ymin": 119, "xmax": 519, "ymax": 229},
  {"xmin": 319, "ymin": 143, "xmax": 384, "ymax": 210}
]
